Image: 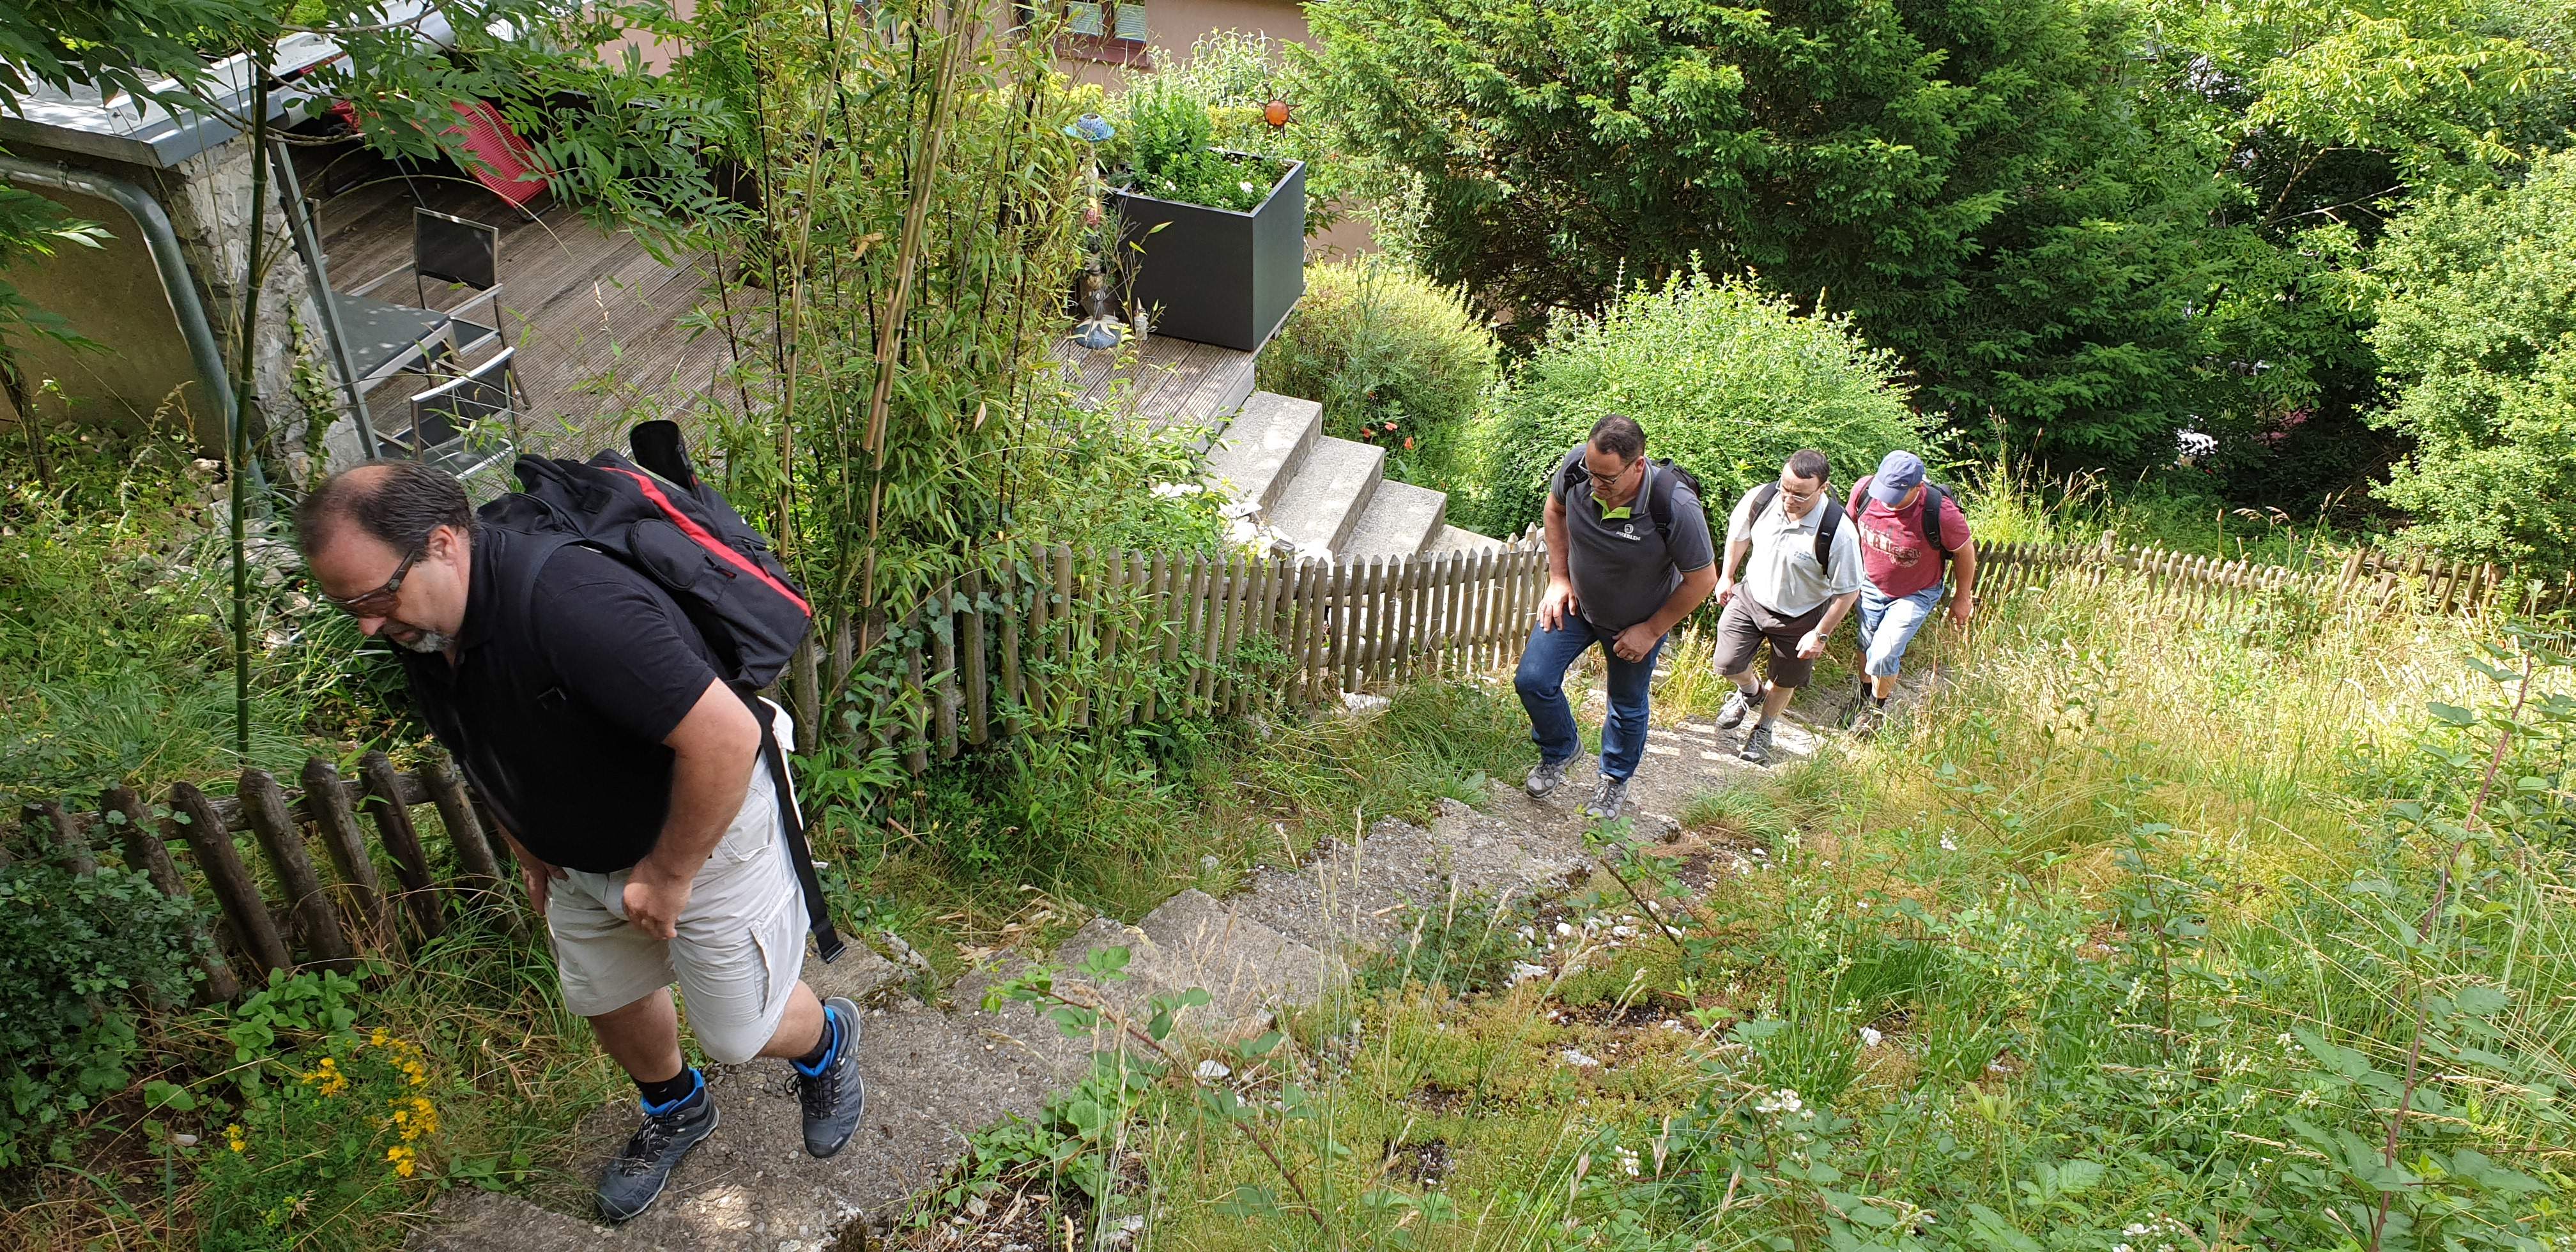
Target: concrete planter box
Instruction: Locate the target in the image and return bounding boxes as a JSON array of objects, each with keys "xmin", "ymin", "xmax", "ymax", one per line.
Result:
[{"xmin": 1110, "ymin": 154, "xmax": 1303, "ymax": 352}]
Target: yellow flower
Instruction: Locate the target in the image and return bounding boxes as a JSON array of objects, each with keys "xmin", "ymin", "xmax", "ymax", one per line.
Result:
[
  {"xmin": 299, "ymin": 1057, "xmax": 348, "ymax": 1097},
  {"xmin": 224, "ymin": 1124, "xmax": 247, "ymax": 1154},
  {"xmin": 369, "ymin": 1028, "xmax": 391, "ymax": 1048},
  {"xmin": 389, "ymin": 1095, "xmax": 441, "ymax": 1141},
  {"xmin": 385, "ymin": 1144, "xmax": 417, "ymax": 1179}
]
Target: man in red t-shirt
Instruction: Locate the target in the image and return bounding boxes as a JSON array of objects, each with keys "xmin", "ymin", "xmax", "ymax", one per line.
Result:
[{"xmin": 1844, "ymin": 450, "xmax": 1978, "ymax": 733}]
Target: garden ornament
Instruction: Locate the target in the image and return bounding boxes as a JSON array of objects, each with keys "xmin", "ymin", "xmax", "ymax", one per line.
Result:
[
  {"xmin": 1071, "ymin": 271, "xmax": 1124, "ymax": 351},
  {"xmin": 1263, "ymin": 98, "xmax": 1292, "ymax": 128},
  {"xmin": 1064, "ymin": 113, "xmax": 1117, "ymax": 144}
]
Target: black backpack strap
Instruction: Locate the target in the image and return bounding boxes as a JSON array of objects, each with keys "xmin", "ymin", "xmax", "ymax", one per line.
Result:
[
  {"xmin": 1814, "ymin": 499, "xmax": 1844, "ymax": 569},
  {"xmin": 1751, "ymin": 481, "xmax": 1779, "ymax": 530},
  {"xmin": 1921, "ymin": 482, "xmax": 1948, "ymax": 558},
  {"xmin": 1645, "ymin": 461, "xmax": 1678, "ymax": 544},
  {"xmin": 738, "ymin": 685, "xmax": 845, "ymax": 964}
]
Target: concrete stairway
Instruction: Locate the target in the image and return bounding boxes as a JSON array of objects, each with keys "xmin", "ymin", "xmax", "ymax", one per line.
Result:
[
  {"xmin": 1202, "ymin": 391, "xmax": 1498, "ymax": 561},
  {"xmin": 401, "ymin": 664, "xmax": 1928, "ymax": 1252}
]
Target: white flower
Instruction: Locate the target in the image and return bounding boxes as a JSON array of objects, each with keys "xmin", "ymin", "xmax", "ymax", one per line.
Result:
[
  {"xmin": 1238, "ymin": 180, "xmax": 1257, "ymax": 195},
  {"xmin": 1195, "ymin": 1060, "xmax": 1230, "ymax": 1081},
  {"xmin": 2126, "ymin": 1224, "xmax": 2152, "ymax": 1237},
  {"xmin": 1615, "ymin": 1146, "xmax": 1641, "ymax": 1177},
  {"xmin": 1755, "ymin": 1088, "xmax": 1804, "ymax": 1115},
  {"xmin": 1940, "ymin": 836, "xmax": 1959, "ymax": 851},
  {"xmin": 1859, "ymin": 1026, "xmax": 1884, "ymax": 1048}
]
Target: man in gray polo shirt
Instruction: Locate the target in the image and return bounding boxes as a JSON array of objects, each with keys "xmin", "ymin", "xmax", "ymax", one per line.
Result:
[
  {"xmin": 1713, "ymin": 448, "xmax": 1864, "ymax": 765},
  {"xmin": 1516, "ymin": 414, "xmax": 1718, "ymax": 819}
]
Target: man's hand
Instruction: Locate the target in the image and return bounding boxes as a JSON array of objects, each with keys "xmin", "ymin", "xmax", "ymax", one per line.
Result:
[
  {"xmin": 622, "ymin": 866, "xmax": 694, "ymax": 942},
  {"xmin": 1714, "ymin": 575, "xmax": 1736, "ymax": 606},
  {"xmin": 1537, "ymin": 579, "xmax": 1578, "ymax": 631},
  {"xmin": 1797, "ymin": 627, "xmax": 1829, "ymax": 660},
  {"xmin": 508, "ymin": 839, "xmax": 565, "ymax": 915},
  {"xmin": 1613, "ymin": 622, "xmax": 1660, "ymax": 662},
  {"xmin": 1948, "ymin": 593, "xmax": 1975, "ymax": 629}
]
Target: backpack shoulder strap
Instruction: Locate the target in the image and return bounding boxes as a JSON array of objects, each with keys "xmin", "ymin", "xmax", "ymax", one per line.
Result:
[
  {"xmin": 1814, "ymin": 498, "xmax": 1844, "ymax": 568},
  {"xmin": 1921, "ymin": 483, "xmax": 1949, "ymax": 555},
  {"xmin": 1751, "ymin": 481, "xmax": 1779, "ymax": 528},
  {"xmin": 1645, "ymin": 461, "xmax": 1676, "ymax": 543}
]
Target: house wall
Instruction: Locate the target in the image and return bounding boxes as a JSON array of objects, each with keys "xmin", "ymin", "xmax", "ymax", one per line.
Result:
[
  {"xmin": 1, "ymin": 139, "xmax": 339, "ymax": 476},
  {"xmin": 1055, "ymin": 0, "xmax": 1308, "ymax": 88}
]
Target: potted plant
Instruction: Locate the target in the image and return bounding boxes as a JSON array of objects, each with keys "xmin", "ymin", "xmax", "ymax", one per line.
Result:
[{"xmin": 1100, "ymin": 80, "xmax": 1304, "ymax": 353}]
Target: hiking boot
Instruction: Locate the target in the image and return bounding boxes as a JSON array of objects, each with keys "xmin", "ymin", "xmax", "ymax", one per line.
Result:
[
  {"xmin": 598, "ymin": 1073, "xmax": 719, "ymax": 1223},
  {"xmin": 1739, "ymin": 722, "xmax": 1777, "ymax": 766},
  {"xmin": 1581, "ymin": 777, "xmax": 1630, "ymax": 821},
  {"xmin": 1525, "ymin": 757, "xmax": 1573, "ymax": 800},
  {"xmin": 795, "ymin": 996, "xmax": 867, "ymax": 1159},
  {"xmin": 1851, "ymin": 702, "xmax": 1888, "ymax": 740},
  {"xmin": 1718, "ymin": 687, "xmax": 1759, "ymax": 729}
]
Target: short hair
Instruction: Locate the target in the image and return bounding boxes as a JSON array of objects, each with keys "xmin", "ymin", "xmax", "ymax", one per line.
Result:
[
  {"xmin": 1588, "ymin": 413, "xmax": 1646, "ymax": 463},
  {"xmin": 1785, "ymin": 449, "xmax": 1830, "ymax": 484},
  {"xmin": 295, "ymin": 459, "xmax": 473, "ymax": 557}
]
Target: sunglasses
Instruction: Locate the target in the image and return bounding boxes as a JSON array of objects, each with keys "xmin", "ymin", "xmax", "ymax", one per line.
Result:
[{"xmin": 325, "ymin": 545, "xmax": 422, "ymax": 617}]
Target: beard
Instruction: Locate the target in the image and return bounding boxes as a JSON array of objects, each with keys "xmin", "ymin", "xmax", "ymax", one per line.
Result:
[{"xmin": 387, "ymin": 625, "xmax": 453, "ymax": 654}]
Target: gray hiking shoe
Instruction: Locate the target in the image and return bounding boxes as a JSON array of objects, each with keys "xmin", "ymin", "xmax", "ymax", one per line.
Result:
[
  {"xmin": 1525, "ymin": 757, "xmax": 1573, "ymax": 800},
  {"xmin": 1739, "ymin": 722, "xmax": 1777, "ymax": 765},
  {"xmin": 795, "ymin": 996, "xmax": 867, "ymax": 1159},
  {"xmin": 1851, "ymin": 702, "xmax": 1888, "ymax": 740},
  {"xmin": 1718, "ymin": 687, "xmax": 1759, "ymax": 729},
  {"xmin": 598, "ymin": 1074, "xmax": 719, "ymax": 1223},
  {"xmin": 1581, "ymin": 777, "xmax": 1630, "ymax": 821}
]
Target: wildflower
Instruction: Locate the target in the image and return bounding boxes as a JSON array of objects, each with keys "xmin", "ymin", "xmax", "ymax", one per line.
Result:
[
  {"xmin": 1755, "ymin": 1088, "xmax": 1804, "ymax": 1116},
  {"xmin": 301, "ymin": 1057, "xmax": 349, "ymax": 1097},
  {"xmin": 1940, "ymin": 836, "xmax": 1958, "ymax": 851},
  {"xmin": 1384, "ymin": 419, "xmax": 1398, "ymax": 430},
  {"xmin": 1404, "ymin": 437, "xmax": 1416, "ymax": 450},
  {"xmin": 386, "ymin": 1144, "xmax": 418, "ymax": 1179},
  {"xmin": 369, "ymin": 1028, "xmax": 391, "ymax": 1048},
  {"xmin": 1614, "ymin": 1145, "xmax": 1641, "ymax": 1177},
  {"xmin": 390, "ymin": 1096, "xmax": 440, "ymax": 1140},
  {"xmin": 225, "ymin": 1124, "xmax": 248, "ymax": 1154}
]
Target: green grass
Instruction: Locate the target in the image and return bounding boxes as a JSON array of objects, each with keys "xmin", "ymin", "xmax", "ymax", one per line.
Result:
[{"xmin": 1101, "ymin": 574, "xmax": 2576, "ymax": 1251}]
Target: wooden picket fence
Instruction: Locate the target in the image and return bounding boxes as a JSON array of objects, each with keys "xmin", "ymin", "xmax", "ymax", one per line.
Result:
[{"xmin": 11, "ymin": 526, "xmax": 2558, "ymax": 1000}]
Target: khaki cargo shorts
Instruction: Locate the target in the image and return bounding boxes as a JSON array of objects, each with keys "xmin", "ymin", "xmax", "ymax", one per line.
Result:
[{"xmin": 545, "ymin": 703, "xmax": 808, "ymax": 1065}]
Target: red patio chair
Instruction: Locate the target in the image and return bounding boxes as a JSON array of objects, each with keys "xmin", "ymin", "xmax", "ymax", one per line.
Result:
[{"xmin": 442, "ymin": 99, "xmax": 549, "ymax": 210}]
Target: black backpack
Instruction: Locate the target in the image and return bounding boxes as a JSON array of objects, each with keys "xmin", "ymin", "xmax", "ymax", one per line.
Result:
[
  {"xmin": 477, "ymin": 420, "xmax": 845, "ymax": 963},
  {"xmin": 1855, "ymin": 474, "xmax": 1961, "ymax": 565},
  {"xmin": 1557, "ymin": 454, "xmax": 1706, "ymax": 545},
  {"xmin": 1749, "ymin": 481, "xmax": 1846, "ymax": 568}
]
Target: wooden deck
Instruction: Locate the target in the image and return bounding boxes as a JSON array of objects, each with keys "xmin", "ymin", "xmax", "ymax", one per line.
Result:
[
  {"xmin": 1053, "ymin": 332, "xmax": 1257, "ymax": 434},
  {"xmin": 305, "ymin": 165, "xmax": 737, "ymax": 460},
  {"xmin": 306, "ymin": 153, "xmax": 1255, "ymax": 464}
]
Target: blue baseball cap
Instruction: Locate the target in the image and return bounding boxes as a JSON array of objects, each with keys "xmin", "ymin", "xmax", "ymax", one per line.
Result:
[{"xmin": 1868, "ymin": 450, "xmax": 1926, "ymax": 504}]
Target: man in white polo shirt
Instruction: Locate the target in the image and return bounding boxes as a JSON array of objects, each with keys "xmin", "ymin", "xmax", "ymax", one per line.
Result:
[{"xmin": 1713, "ymin": 449, "xmax": 1864, "ymax": 765}]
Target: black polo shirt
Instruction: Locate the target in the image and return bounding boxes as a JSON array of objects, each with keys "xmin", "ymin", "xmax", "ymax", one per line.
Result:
[{"xmin": 399, "ymin": 526, "xmax": 723, "ymax": 873}]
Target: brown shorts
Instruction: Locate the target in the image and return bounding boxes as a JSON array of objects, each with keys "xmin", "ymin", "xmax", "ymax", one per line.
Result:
[{"xmin": 1713, "ymin": 595, "xmax": 1830, "ymax": 689}]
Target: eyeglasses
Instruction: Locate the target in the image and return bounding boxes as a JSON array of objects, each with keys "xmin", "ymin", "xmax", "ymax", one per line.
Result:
[
  {"xmin": 325, "ymin": 546, "xmax": 422, "ymax": 617},
  {"xmin": 1777, "ymin": 483, "xmax": 1823, "ymax": 505},
  {"xmin": 1586, "ymin": 461, "xmax": 1637, "ymax": 489}
]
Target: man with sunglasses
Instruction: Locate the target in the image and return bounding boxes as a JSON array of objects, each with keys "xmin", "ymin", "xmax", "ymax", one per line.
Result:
[
  {"xmin": 1517, "ymin": 414, "xmax": 1718, "ymax": 820},
  {"xmin": 295, "ymin": 461, "xmax": 866, "ymax": 1224},
  {"xmin": 1712, "ymin": 450, "xmax": 1864, "ymax": 765}
]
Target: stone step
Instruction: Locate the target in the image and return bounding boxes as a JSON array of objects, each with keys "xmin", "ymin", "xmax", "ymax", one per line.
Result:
[
  {"xmin": 1267, "ymin": 436, "xmax": 1384, "ymax": 556},
  {"xmin": 1228, "ymin": 818, "xmax": 1448, "ymax": 951},
  {"xmin": 1338, "ymin": 479, "xmax": 1448, "ymax": 560},
  {"xmin": 1201, "ymin": 391, "xmax": 1321, "ymax": 513},
  {"xmin": 1045, "ymin": 890, "xmax": 1328, "ymax": 1042},
  {"xmin": 1425, "ymin": 523, "xmax": 1506, "ymax": 554}
]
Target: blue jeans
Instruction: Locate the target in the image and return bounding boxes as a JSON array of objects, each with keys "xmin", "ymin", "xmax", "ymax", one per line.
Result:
[
  {"xmin": 1514, "ymin": 615, "xmax": 1665, "ymax": 782},
  {"xmin": 1857, "ymin": 582, "xmax": 1945, "ymax": 678}
]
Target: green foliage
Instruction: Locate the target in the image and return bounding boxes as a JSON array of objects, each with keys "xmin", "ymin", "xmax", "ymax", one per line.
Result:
[
  {"xmin": 196, "ymin": 1003, "xmax": 456, "ymax": 1252},
  {"xmin": 1361, "ymin": 890, "xmax": 1538, "ymax": 996},
  {"xmin": 1113, "ymin": 77, "xmax": 1286, "ymax": 213},
  {"xmin": 1307, "ymin": 0, "xmax": 2223, "ymax": 463},
  {"xmin": 2365, "ymin": 151, "xmax": 2576, "ymax": 574},
  {"xmin": 1455, "ymin": 270, "xmax": 1930, "ymax": 537},
  {"xmin": 0, "ymin": 857, "xmax": 202, "ymax": 1168},
  {"xmin": 1255, "ymin": 259, "xmax": 1498, "ymax": 490},
  {"xmin": 0, "ymin": 431, "xmax": 399, "ymax": 801},
  {"xmin": 1130, "ymin": 31, "xmax": 1349, "ymax": 235}
]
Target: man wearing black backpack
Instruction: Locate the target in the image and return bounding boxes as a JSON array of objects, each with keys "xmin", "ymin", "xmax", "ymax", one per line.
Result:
[
  {"xmin": 1713, "ymin": 450, "xmax": 1865, "ymax": 765},
  {"xmin": 1517, "ymin": 414, "xmax": 1718, "ymax": 820},
  {"xmin": 295, "ymin": 459, "xmax": 866, "ymax": 1225}
]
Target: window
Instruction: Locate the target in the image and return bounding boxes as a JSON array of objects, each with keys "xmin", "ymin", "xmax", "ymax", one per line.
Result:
[{"xmin": 1054, "ymin": 0, "xmax": 1151, "ymax": 67}]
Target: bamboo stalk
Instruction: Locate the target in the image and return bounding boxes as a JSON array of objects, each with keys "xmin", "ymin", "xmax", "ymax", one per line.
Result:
[
  {"xmin": 964, "ymin": 568, "xmax": 991, "ymax": 745},
  {"xmin": 933, "ymin": 595, "xmax": 960, "ymax": 761}
]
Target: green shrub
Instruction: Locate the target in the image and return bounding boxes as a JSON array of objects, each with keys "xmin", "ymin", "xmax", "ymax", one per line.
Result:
[
  {"xmin": 1112, "ymin": 76, "xmax": 1285, "ymax": 213},
  {"xmin": 1128, "ymin": 31, "xmax": 1349, "ymax": 236},
  {"xmin": 2366, "ymin": 149, "xmax": 2576, "ymax": 574},
  {"xmin": 1256, "ymin": 258, "xmax": 1497, "ymax": 490},
  {"xmin": 0, "ymin": 857, "xmax": 203, "ymax": 1166},
  {"xmin": 1453, "ymin": 270, "xmax": 1932, "ymax": 537}
]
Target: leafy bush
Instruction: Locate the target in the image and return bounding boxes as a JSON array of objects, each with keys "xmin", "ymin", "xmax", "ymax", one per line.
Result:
[
  {"xmin": 1454, "ymin": 270, "xmax": 1931, "ymax": 537},
  {"xmin": 0, "ymin": 857, "xmax": 203, "ymax": 1166},
  {"xmin": 1113, "ymin": 77, "xmax": 1285, "ymax": 213},
  {"xmin": 2366, "ymin": 150, "xmax": 2576, "ymax": 574},
  {"xmin": 1255, "ymin": 258, "xmax": 1497, "ymax": 489},
  {"xmin": 197, "ymin": 989, "xmax": 456, "ymax": 1252},
  {"xmin": 1126, "ymin": 31, "xmax": 1347, "ymax": 235}
]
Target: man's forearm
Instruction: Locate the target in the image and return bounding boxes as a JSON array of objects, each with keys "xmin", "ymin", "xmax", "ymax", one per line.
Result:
[
  {"xmin": 1641, "ymin": 569, "xmax": 1717, "ymax": 637},
  {"xmin": 1816, "ymin": 590, "xmax": 1860, "ymax": 634},
  {"xmin": 637, "ymin": 747, "xmax": 756, "ymax": 883},
  {"xmin": 1720, "ymin": 540, "xmax": 1749, "ymax": 584},
  {"xmin": 1953, "ymin": 544, "xmax": 1979, "ymax": 598},
  {"xmin": 1544, "ymin": 503, "xmax": 1572, "ymax": 584}
]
